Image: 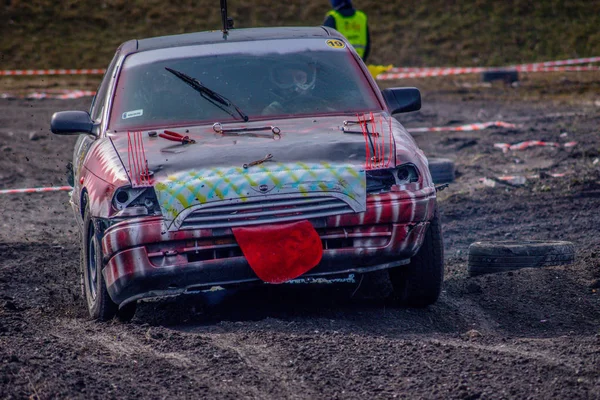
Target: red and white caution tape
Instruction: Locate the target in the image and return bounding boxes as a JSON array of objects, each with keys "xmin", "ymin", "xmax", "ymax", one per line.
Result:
[
  {"xmin": 3, "ymin": 56, "xmax": 598, "ymax": 79},
  {"xmin": 379, "ymin": 68, "xmax": 486, "ymax": 80},
  {"xmin": 481, "ymin": 173, "xmax": 568, "ymax": 187},
  {"xmin": 1, "ymin": 90, "xmax": 96, "ymax": 99},
  {"xmin": 0, "ymin": 186, "xmax": 72, "ymax": 195},
  {"xmin": 378, "ymin": 65, "xmax": 600, "ymax": 80},
  {"xmin": 407, "ymin": 121, "xmax": 517, "ymax": 133},
  {"xmin": 53, "ymin": 90, "xmax": 96, "ymax": 99},
  {"xmin": 496, "ymin": 173, "xmax": 567, "ymax": 181},
  {"xmin": 516, "ymin": 65, "xmax": 600, "ymax": 73},
  {"xmin": 386, "ymin": 57, "xmax": 600, "ymax": 74},
  {"xmin": 0, "ymin": 68, "xmax": 105, "ymax": 76},
  {"xmin": 379, "ymin": 56, "xmax": 600, "ymax": 80},
  {"xmin": 494, "ymin": 140, "xmax": 577, "ymax": 152},
  {"xmin": 513, "ymin": 56, "xmax": 600, "ymax": 69}
]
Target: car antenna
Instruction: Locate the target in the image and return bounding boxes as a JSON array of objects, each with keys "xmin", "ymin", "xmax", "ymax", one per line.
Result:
[{"xmin": 220, "ymin": 0, "xmax": 234, "ymax": 38}]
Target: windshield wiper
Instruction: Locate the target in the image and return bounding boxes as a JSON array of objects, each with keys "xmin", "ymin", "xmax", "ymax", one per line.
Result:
[{"xmin": 165, "ymin": 67, "xmax": 249, "ymax": 122}]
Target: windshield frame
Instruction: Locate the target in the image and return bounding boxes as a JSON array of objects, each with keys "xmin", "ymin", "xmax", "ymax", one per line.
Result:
[{"xmin": 106, "ymin": 38, "xmax": 386, "ymax": 132}]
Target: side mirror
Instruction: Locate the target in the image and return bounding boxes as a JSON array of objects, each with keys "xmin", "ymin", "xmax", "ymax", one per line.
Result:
[
  {"xmin": 51, "ymin": 111, "xmax": 98, "ymax": 135},
  {"xmin": 381, "ymin": 87, "xmax": 421, "ymax": 114}
]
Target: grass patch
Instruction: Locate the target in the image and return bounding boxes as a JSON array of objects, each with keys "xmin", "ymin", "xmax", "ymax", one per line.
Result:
[{"xmin": 2, "ymin": 0, "xmax": 600, "ymax": 70}]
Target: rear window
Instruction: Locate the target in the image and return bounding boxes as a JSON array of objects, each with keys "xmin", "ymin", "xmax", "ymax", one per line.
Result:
[{"xmin": 108, "ymin": 39, "xmax": 381, "ymax": 130}]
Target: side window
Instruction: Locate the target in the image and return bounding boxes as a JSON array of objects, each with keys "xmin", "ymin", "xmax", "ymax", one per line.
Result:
[{"xmin": 90, "ymin": 53, "xmax": 120, "ymax": 122}]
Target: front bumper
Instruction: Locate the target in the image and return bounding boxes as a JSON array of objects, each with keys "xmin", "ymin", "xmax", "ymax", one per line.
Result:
[{"xmin": 101, "ymin": 189, "xmax": 436, "ymax": 305}]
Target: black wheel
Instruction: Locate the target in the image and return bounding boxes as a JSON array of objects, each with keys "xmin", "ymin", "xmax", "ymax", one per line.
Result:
[
  {"xmin": 116, "ymin": 301, "xmax": 137, "ymax": 323},
  {"xmin": 82, "ymin": 195, "xmax": 118, "ymax": 321},
  {"xmin": 428, "ymin": 158, "xmax": 455, "ymax": 183},
  {"xmin": 468, "ymin": 241, "xmax": 575, "ymax": 276},
  {"xmin": 388, "ymin": 208, "xmax": 444, "ymax": 307}
]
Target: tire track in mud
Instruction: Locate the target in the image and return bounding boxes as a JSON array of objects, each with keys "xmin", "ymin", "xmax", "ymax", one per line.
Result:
[
  {"xmin": 42, "ymin": 319, "xmax": 235, "ymax": 398},
  {"xmin": 173, "ymin": 327, "xmax": 597, "ymax": 399},
  {"xmin": 51, "ymin": 319, "xmax": 318, "ymax": 399},
  {"xmin": 440, "ymin": 295, "xmax": 501, "ymax": 334},
  {"xmin": 207, "ymin": 333, "xmax": 318, "ymax": 398},
  {"xmin": 422, "ymin": 337, "xmax": 596, "ymax": 372},
  {"xmin": 53, "ymin": 320, "xmax": 194, "ymax": 368}
]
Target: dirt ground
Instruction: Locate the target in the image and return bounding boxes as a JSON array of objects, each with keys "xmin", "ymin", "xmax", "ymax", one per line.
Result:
[{"xmin": 1, "ymin": 77, "xmax": 599, "ymax": 399}]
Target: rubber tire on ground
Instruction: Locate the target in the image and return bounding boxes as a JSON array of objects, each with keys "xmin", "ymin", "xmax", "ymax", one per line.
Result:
[
  {"xmin": 82, "ymin": 196, "xmax": 118, "ymax": 321},
  {"xmin": 428, "ymin": 158, "xmax": 455, "ymax": 184},
  {"xmin": 467, "ymin": 241, "xmax": 575, "ymax": 277},
  {"xmin": 481, "ymin": 69, "xmax": 519, "ymax": 84},
  {"xmin": 388, "ymin": 208, "xmax": 444, "ymax": 307}
]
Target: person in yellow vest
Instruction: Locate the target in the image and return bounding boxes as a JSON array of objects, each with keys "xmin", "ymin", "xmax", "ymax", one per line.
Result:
[{"xmin": 323, "ymin": 0, "xmax": 371, "ymax": 62}]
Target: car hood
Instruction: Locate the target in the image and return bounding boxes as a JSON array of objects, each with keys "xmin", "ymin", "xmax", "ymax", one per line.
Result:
[
  {"xmin": 109, "ymin": 113, "xmax": 423, "ymax": 173},
  {"xmin": 108, "ymin": 113, "xmax": 428, "ymax": 227}
]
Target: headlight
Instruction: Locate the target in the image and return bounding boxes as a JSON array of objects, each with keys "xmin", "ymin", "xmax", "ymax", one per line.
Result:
[
  {"xmin": 366, "ymin": 164, "xmax": 419, "ymax": 193},
  {"xmin": 396, "ymin": 164, "xmax": 419, "ymax": 184},
  {"xmin": 366, "ymin": 169, "xmax": 396, "ymax": 193},
  {"xmin": 113, "ymin": 186, "xmax": 161, "ymax": 216}
]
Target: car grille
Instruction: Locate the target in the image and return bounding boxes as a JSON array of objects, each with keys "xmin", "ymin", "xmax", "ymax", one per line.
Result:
[
  {"xmin": 179, "ymin": 195, "xmax": 354, "ymax": 230},
  {"xmin": 147, "ymin": 225, "xmax": 393, "ymax": 267}
]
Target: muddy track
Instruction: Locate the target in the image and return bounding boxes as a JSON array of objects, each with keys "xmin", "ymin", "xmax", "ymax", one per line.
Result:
[{"xmin": 1, "ymin": 94, "xmax": 599, "ymax": 399}]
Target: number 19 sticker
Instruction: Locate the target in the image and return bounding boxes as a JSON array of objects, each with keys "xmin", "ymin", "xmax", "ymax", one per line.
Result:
[{"xmin": 326, "ymin": 39, "xmax": 346, "ymax": 49}]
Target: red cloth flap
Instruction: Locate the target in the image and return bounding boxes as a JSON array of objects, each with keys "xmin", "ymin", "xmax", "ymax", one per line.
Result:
[{"xmin": 232, "ymin": 220, "xmax": 323, "ymax": 284}]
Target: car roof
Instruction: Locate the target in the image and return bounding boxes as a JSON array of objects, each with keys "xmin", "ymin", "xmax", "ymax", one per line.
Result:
[{"xmin": 118, "ymin": 27, "xmax": 344, "ymax": 55}]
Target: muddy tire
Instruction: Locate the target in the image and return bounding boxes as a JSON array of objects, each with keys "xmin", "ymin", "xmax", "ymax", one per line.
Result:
[
  {"xmin": 428, "ymin": 158, "xmax": 455, "ymax": 183},
  {"xmin": 468, "ymin": 241, "xmax": 575, "ymax": 276},
  {"xmin": 82, "ymin": 196, "xmax": 118, "ymax": 321},
  {"xmin": 388, "ymin": 208, "xmax": 444, "ymax": 307}
]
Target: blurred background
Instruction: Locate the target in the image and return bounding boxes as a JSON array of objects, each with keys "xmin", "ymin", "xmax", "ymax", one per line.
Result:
[{"xmin": 2, "ymin": 0, "xmax": 599, "ymax": 69}]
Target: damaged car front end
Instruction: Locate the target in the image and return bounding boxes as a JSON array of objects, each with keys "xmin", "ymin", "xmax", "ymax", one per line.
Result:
[{"xmin": 51, "ymin": 27, "xmax": 443, "ymax": 321}]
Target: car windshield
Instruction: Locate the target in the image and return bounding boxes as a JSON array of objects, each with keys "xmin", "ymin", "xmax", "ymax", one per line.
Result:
[{"xmin": 108, "ymin": 39, "xmax": 381, "ymax": 130}]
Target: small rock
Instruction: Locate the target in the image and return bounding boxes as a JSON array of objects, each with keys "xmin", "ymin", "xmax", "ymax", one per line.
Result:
[
  {"xmin": 482, "ymin": 178, "xmax": 496, "ymax": 188},
  {"xmin": 29, "ymin": 132, "xmax": 42, "ymax": 141},
  {"xmin": 4, "ymin": 300, "xmax": 17, "ymax": 311},
  {"xmin": 465, "ymin": 329, "xmax": 483, "ymax": 339},
  {"xmin": 506, "ymin": 176, "xmax": 526, "ymax": 185}
]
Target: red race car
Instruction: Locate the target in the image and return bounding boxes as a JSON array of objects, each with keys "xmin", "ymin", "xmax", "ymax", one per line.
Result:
[{"xmin": 51, "ymin": 26, "xmax": 443, "ymax": 321}]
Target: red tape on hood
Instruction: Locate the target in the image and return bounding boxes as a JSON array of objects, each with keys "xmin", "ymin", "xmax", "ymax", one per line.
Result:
[{"xmin": 232, "ymin": 221, "xmax": 323, "ymax": 284}]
